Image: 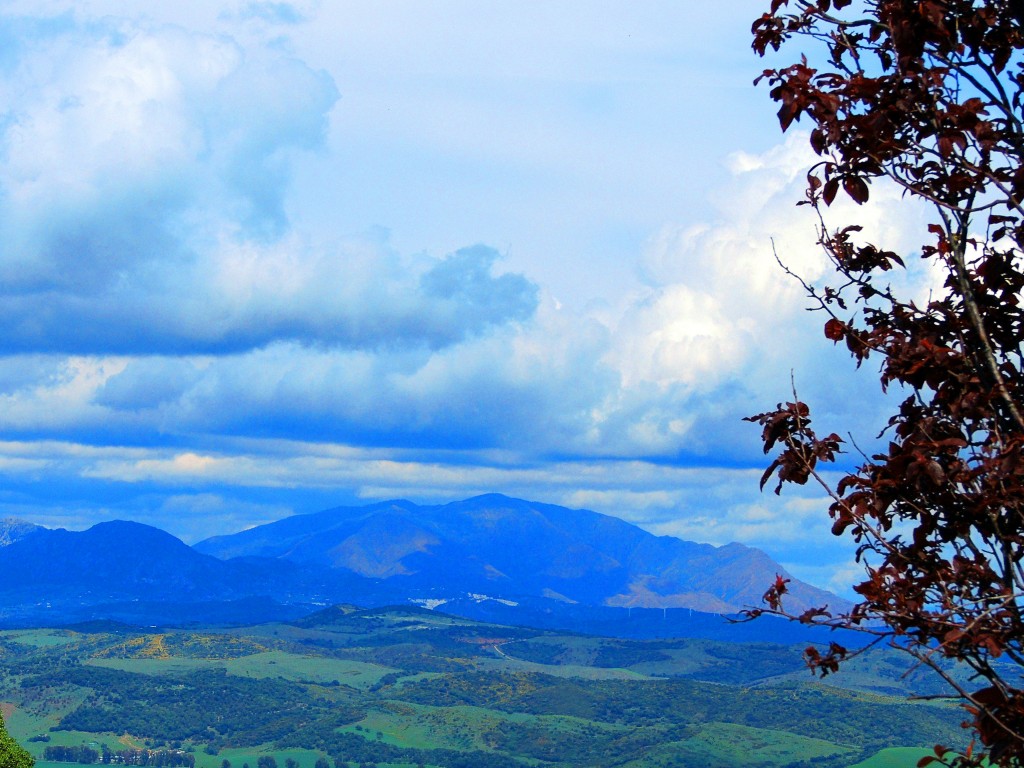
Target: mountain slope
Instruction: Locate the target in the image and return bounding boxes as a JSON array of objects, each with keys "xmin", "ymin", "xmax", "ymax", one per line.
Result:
[
  {"xmin": 0, "ymin": 520, "xmax": 378, "ymax": 615},
  {"xmin": 0, "ymin": 521, "xmax": 251, "ymax": 601},
  {"xmin": 196, "ymin": 494, "xmax": 842, "ymax": 613}
]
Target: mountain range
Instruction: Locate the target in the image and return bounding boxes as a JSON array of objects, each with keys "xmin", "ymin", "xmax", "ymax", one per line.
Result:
[
  {"xmin": 196, "ymin": 493, "xmax": 838, "ymax": 613},
  {"xmin": 0, "ymin": 494, "xmax": 845, "ymax": 632}
]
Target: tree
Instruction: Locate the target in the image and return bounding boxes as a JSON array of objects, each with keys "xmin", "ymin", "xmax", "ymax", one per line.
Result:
[
  {"xmin": 0, "ymin": 715, "xmax": 33, "ymax": 768},
  {"xmin": 747, "ymin": 1, "xmax": 1024, "ymax": 765}
]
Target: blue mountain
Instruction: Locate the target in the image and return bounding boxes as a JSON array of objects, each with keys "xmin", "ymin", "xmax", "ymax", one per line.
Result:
[{"xmin": 196, "ymin": 494, "xmax": 842, "ymax": 614}]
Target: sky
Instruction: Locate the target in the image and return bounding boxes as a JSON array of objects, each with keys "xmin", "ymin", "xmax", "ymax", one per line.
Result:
[{"xmin": 0, "ymin": 1, "xmax": 940, "ymax": 595}]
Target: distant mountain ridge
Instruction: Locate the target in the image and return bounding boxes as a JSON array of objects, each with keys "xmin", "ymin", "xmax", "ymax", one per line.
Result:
[
  {"xmin": 0, "ymin": 495, "xmax": 846, "ymax": 630},
  {"xmin": 0, "ymin": 519, "xmax": 381, "ymax": 626},
  {"xmin": 0, "ymin": 520, "xmax": 307, "ymax": 601},
  {"xmin": 196, "ymin": 493, "xmax": 841, "ymax": 614}
]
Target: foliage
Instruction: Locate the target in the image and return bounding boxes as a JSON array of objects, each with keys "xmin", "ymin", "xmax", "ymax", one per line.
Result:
[
  {"xmin": 43, "ymin": 745, "xmax": 99, "ymax": 765},
  {"xmin": 0, "ymin": 715, "xmax": 32, "ymax": 768},
  {"xmin": 747, "ymin": 1, "xmax": 1024, "ymax": 765}
]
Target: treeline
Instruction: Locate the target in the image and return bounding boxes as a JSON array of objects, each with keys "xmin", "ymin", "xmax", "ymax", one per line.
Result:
[{"xmin": 43, "ymin": 746, "xmax": 194, "ymax": 767}]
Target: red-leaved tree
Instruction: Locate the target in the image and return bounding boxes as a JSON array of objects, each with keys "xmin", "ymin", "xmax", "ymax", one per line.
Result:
[{"xmin": 747, "ymin": 1, "xmax": 1024, "ymax": 765}]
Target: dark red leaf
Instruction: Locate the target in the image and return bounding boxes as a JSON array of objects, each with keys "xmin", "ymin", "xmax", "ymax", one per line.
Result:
[
  {"xmin": 823, "ymin": 177, "xmax": 839, "ymax": 205},
  {"xmin": 843, "ymin": 176, "xmax": 869, "ymax": 204},
  {"xmin": 824, "ymin": 318, "xmax": 845, "ymax": 341}
]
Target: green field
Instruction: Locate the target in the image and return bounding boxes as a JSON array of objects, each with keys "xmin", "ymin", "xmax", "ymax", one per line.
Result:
[
  {"xmin": 0, "ymin": 608, "xmax": 967, "ymax": 768},
  {"xmin": 87, "ymin": 651, "xmax": 398, "ymax": 688},
  {"xmin": 847, "ymin": 747, "xmax": 935, "ymax": 768}
]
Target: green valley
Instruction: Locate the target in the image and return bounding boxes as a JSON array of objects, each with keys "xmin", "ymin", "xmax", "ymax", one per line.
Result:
[{"xmin": 0, "ymin": 607, "xmax": 966, "ymax": 768}]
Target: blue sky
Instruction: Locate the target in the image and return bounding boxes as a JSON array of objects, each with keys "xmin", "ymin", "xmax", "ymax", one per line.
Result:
[{"xmin": 0, "ymin": 1, "xmax": 940, "ymax": 594}]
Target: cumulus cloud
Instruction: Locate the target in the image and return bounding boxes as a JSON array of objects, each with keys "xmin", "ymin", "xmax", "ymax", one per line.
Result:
[
  {"xmin": 0, "ymin": 14, "xmax": 537, "ymax": 355},
  {"xmin": 0, "ymin": 11, "xmax": 912, "ymax": 465},
  {"xmin": 589, "ymin": 131, "xmax": 940, "ymax": 462},
  {"xmin": 420, "ymin": 245, "xmax": 538, "ymax": 336},
  {"xmin": 621, "ymin": 133, "xmax": 929, "ymax": 393}
]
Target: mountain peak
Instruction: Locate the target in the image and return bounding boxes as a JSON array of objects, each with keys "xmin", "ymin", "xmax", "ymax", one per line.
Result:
[
  {"xmin": 458, "ymin": 493, "xmax": 518, "ymax": 505},
  {"xmin": 0, "ymin": 517, "xmax": 43, "ymax": 547},
  {"xmin": 85, "ymin": 520, "xmax": 194, "ymax": 549}
]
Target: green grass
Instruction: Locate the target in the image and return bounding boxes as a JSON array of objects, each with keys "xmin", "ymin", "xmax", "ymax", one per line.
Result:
[
  {"xmin": 224, "ymin": 652, "xmax": 397, "ymax": 687},
  {"xmin": 850, "ymin": 746, "xmax": 936, "ymax": 768},
  {"xmin": 336, "ymin": 698, "xmax": 650, "ymax": 764},
  {"xmin": 1, "ymin": 630, "xmax": 79, "ymax": 648},
  {"xmin": 4, "ymin": 704, "xmax": 55, "ymax": 737},
  {"xmin": 609, "ymin": 722, "xmax": 855, "ymax": 768},
  {"xmin": 679, "ymin": 722, "xmax": 855, "ymax": 766},
  {"xmin": 86, "ymin": 651, "xmax": 397, "ymax": 688},
  {"xmin": 18, "ymin": 728, "xmax": 134, "ymax": 759},
  {"xmin": 339, "ymin": 702, "xmax": 509, "ymax": 752},
  {"xmin": 1, "ymin": 676, "xmax": 92, "ymax": 733}
]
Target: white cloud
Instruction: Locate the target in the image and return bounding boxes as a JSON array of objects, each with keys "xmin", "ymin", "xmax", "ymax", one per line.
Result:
[
  {"xmin": 0, "ymin": 357, "xmax": 128, "ymax": 431},
  {"xmin": 589, "ymin": 130, "xmax": 942, "ymax": 463},
  {"xmin": 0, "ymin": 14, "xmax": 540, "ymax": 357},
  {"xmin": 0, "ymin": 128, "xmax": 937, "ymax": 469}
]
